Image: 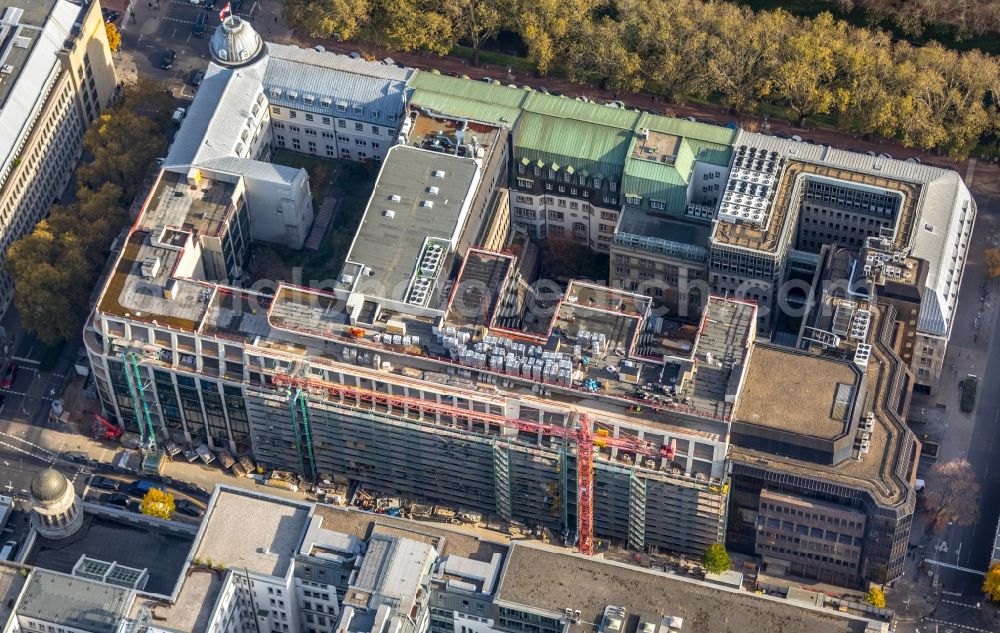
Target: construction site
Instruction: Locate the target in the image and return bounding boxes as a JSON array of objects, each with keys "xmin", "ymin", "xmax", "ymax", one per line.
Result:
[{"xmin": 84, "ymin": 127, "xmax": 762, "ymax": 558}]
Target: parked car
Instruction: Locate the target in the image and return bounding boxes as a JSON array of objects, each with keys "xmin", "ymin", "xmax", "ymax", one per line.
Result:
[
  {"xmin": 126, "ymin": 480, "xmax": 167, "ymax": 498},
  {"xmin": 101, "ymin": 9, "xmax": 120, "ymax": 23},
  {"xmin": 103, "ymin": 492, "xmax": 133, "ymax": 509},
  {"xmin": 89, "ymin": 476, "xmax": 120, "ymax": 491},
  {"xmin": 193, "ymin": 13, "xmax": 207, "ymax": 37},
  {"xmin": 189, "ymin": 70, "xmax": 205, "ymax": 86},
  {"xmin": 172, "ymin": 107, "xmax": 187, "ymax": 123},
  {"xmin": 160, "ymin": 50, "xmax": 176, "ymax": 70},
  {"xmin": 175, "ymin": 498, "xmax": 205, "ymax": 518},
  {"xmin": 1, "ymin": 363, "xmax": 17, "ymax": 389}
]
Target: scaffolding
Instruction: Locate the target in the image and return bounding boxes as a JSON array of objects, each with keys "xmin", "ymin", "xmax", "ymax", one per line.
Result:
[
  {"xmin": 121, "ymin": 352, "xmax": 157, "ymax": 450},
  {"xmin": 288, "ymin": 388, "xmax": 317, "ymax": 481},
  {"xmin": 270, "ymin": 374, "xmax": 674, "ymax": 556},
  {"xmin": 628, "ymin": 472, "xmax": 647, "ymax": 551},
  {"xmin": 492, "ymin": 438, "xmax": 512, "ymax": 521}
]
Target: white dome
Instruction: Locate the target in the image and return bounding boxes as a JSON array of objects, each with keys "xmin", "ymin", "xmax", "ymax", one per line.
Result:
[{"xmin": 210, "ymin": 16, "xmax": 265, "ymax": 67}]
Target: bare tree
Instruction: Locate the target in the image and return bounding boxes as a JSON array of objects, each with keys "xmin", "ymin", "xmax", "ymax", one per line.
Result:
[{"xmin": 922, "ymin": 458, "xmax": 980, "ymax": 531}]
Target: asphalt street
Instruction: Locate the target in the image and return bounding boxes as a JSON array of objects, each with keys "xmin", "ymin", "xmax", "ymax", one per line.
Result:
[{"xmin": 890, "ymin": 169, "xmax": 1000, "ymax": 632}]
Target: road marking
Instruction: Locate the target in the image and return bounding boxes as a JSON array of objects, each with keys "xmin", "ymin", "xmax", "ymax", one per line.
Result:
[
  {"xmin": 0, "ymin": 389, "xmax": 26, "ymax": 396},
  {"xmin": 925, "ymin": 618, "xmax": 991, "ymax": 633},
  {"xmin": 941, "ymin": 599, "xmax": 977, "ymax": 607}
]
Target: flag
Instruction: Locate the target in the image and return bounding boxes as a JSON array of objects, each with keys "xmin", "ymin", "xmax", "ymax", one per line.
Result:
[{"xmin": 218, "ymin": 1, "xmax": 231, "ymax": 21}]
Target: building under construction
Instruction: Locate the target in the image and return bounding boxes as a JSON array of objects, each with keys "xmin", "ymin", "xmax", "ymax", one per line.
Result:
[{"xmin": 86, "ymin": 127, "xmax": 758, "ymax": 557}]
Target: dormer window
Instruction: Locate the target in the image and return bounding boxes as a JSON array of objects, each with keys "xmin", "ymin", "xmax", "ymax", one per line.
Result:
[
  {"xmin": 286, "ymin": 91, "xmax": 298, "ymax": 102},
  {"xmin": 303, "ymin": 95, "xmax": 315, "ymax": 105},
  {"xmin": 270, "ymin": 88, "xmax": 282, "ymax": 98}
]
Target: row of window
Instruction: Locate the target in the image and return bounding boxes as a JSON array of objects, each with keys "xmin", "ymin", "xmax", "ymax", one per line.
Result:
[
  {"xmin": 272, "ymin": 106, "xmax": 386, "ymax": 134},
  {"xmin": 516, "ymin": 162, "xmax": 616, "ymax": 190},
  {"xmin": 269, "ymin": 91, "xmax": 398, "ymax": 122},
  {"xmin": 760, "ymin": 502, "xmax": 864, "ymax": 531}
]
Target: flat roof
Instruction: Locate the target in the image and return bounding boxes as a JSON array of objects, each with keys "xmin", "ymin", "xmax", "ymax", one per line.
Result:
[
  {"xmin": 616, "ymin": 207, "xmax": 711, "ymax": 246},
  {"xmin": 312, "ymin": 504, "xmax": 506, "ymax": 564},
  {"xmin": 128, "ymin": 569, "xmax": 224, "ymax": 633},
  {"xmin": 447, "ymin": 249, "xmax": 514, "ymax": 328},
  {"xmin": 733, "ymin": 346, "xmax": 861, "ymax": 440},
  {"xmin": 0, "ymin": 563, "xmax": 27, "ymax": 625},
  {"xmin": 195, "ymin": 488, "xmax": 311, "ymax": 577},
  {"xmin": 679, "ymin": 297, "xmax": 755, "ymax": 419},
  {"xmin": 496, "ymin": 544, "xmax": 869, "ymax": 633},
  {"xmin": 139, "ymin": 170, "xmax": 236, "ymax": 238},
  {"xmin": 732, "ymin": 305, "xmax": 914, "ymax": 507},
  {"xmin": 16, "ymin": 570, "xmax": 132, "ymax": 633},
  {"xmin": 26, "ymin": 513, "xmax": 194, "ymax": 597},
  {"xmin": 407, "ymin": 111, "xmax": 502, "ymax": 157},
  {"xmin": 344, "ymin": 145, "xmax": 480, "ymax": 305}
]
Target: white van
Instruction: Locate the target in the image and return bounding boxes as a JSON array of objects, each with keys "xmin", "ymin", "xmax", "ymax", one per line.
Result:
[{"xmin": 0, "ymin": 540, "xmax": 17, "ymax": 561}]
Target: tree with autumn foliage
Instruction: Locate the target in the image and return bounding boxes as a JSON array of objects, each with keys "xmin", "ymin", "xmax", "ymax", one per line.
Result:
[
  {"xmin": 922, "ymin": 458, "xmax": 980, "ymax": 531},
  {"xmin": 140, "ymin": 488, "xmax": 175, "ymax": 520},
  {"xmin": 983, "ymin": 563, "xmax": 1000, "ymax": 601},
  {"xmin": 105, "ymin": 22, "xmax": 121, "ymax": 52}
]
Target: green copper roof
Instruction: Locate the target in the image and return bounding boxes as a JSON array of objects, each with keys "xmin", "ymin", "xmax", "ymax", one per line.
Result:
[
  {"xmin": 410, "ymin": 73, "xmax": 530, "ymax": 108},
  {"xmin": 523, "ymin": 93, "xmax": 643, "ymax": 129},
  {"xmin": 410, "ymin": 89, "xmax": 522, "ymax": 126},
  {"xmin": 514, "ymin": 113, "xmax": 633, "ymax": 176}
]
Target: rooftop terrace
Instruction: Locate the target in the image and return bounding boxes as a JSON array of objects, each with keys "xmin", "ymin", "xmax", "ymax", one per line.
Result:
[
  {"xmin": 496, "ymin": 544, "xmax": 870, "ymax": 633},
  {"xmin": 406, "ymin": 111, "xmax": 502, "ymax": 158}
]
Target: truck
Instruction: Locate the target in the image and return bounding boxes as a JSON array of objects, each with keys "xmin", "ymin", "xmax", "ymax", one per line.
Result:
[
  {"xmin": 93, "ymin": 415, "xmax": 123, "ymax": 441},
  {"xmin": 0, "ymin": 541, "xmax": 17, "ymax": 562}
]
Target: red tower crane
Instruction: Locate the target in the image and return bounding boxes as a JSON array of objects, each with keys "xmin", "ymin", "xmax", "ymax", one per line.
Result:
[{"xmin": 269, "ymin": 373, "xmax": 674, "ymax": 556}]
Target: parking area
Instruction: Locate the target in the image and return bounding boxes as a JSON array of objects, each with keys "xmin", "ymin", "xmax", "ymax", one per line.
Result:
[{"xmin": 113, "ymin": 0, "xmax": 267, "ymax": 93}]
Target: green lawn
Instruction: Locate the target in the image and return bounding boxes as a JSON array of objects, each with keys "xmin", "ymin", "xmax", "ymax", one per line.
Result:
[{"xmin": 252, "ymin": 160, "xmax": 377, "ymax": 286}]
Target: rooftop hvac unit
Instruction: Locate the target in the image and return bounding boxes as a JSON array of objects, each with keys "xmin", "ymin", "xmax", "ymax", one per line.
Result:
[
  {"xmin": 432, "ymin": 170, "xmax": 446, "ymax": 178},
  {"xmin": 421, "ymin": 200, "xmax": 434, "ymax": 208}
]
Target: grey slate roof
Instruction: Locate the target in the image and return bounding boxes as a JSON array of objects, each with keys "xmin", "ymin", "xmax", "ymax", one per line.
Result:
[
  {"xmin": 198, "ymin": 156, "xmax": 302, "ymax": 185},
  {"xmin": 263, "ymin": 43, "xmax": 412, "ymax": 127},
  {"xmin": 163, "ymin": 59, "xmax": 268, "ymax": 170}
]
